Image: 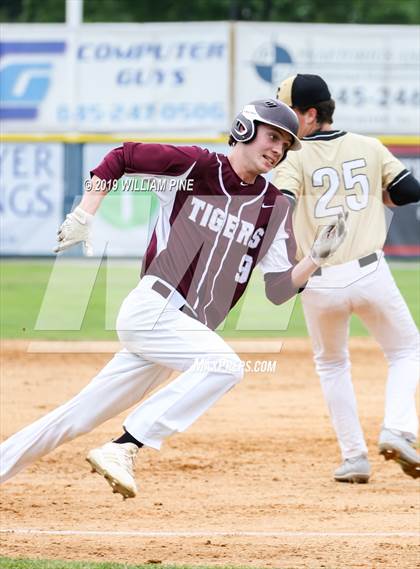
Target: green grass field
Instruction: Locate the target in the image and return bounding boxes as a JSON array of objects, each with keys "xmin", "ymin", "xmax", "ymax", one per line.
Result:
[
  {"xmin": 0, "ymin": 259, "xmax": 419, "ymax": 340},
  {"xmin": 0, "ymin": 560, "xmax": 264, "ymax": 569}
]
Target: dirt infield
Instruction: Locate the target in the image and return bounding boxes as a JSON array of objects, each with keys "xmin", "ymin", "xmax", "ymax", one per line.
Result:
[{"xmin": 0, "ymin": 339, "xmax": 419, "ymax": 568}]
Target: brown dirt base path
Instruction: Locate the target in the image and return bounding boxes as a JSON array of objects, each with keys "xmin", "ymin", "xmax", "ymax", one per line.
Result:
[{"xmin": 0, "ymin": 339, "xmax": 419, "ymax": 568}]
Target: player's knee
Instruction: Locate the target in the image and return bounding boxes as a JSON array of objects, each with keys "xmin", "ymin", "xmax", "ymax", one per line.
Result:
[
  {"xmin": 384, "ymin": 327, "xmax": 420, "ymax": 363},
  {"xmin": 223, "ymin": 353, "xmax": 244, "ymax": 384},
  {"xmin": 204, "ymin": 353, "xmax": 244, "ymax": 385},
  {"xmin": 386, "ymin": 344, "xmax": 420, "ymax": 365},
  {"xmin": 315, "ymin": 356, "xmax": 350, "ymax": 382}
]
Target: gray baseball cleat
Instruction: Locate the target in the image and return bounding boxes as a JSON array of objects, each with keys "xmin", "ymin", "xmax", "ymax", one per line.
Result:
[
  {"xmin": 334, "ymin": 454, "xmax": 371, "ymax": 483},
  {"xmin": 86, "ymin": 442, "xmax": 139, "ymax": 499},
  {"xmin": 379, "ymin": 428, "xmax": 420, "ymax": 479}
]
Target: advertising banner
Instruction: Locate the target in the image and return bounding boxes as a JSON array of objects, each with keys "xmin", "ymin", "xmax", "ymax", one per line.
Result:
[
  {"xmin": 0, "ymin": 143, "xmax": 64, "ymax": 254},
  {"xmin": 2, "ymin": 22, "xmax": 419, "ymax": 135},
  {"xmin": 235, "ymin": 23, "xmax": 420, "ymax": 134},
  {"xmin": 1, "ymin": 23, "xmax": 230, "ymax": 134},
  {"xmin": 0, "ymin": 25, "xmax": 74, "ymax": 131},
  {"xmin": 74, "ymin": 23, "xmax": 229, "ymax": 132}
]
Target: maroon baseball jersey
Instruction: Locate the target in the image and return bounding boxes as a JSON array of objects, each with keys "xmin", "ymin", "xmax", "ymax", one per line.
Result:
[{"xmin": 91, "ymin": 143, "xmax": 299, "ymax": 329}]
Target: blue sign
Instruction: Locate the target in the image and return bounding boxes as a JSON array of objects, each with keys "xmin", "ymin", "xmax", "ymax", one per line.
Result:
[{"xmin": 0, "ymin": 41, "xmax": 65, "ymax": 120}]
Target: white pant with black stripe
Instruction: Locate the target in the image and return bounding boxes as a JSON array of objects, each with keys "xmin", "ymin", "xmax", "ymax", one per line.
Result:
[
  {"xmin": 302, "ymin": 254, "xmax": 419, "ymax": 460},
  {"xmin": 0, "ymin": 276, "xmax": 243, "ymax": 483}
]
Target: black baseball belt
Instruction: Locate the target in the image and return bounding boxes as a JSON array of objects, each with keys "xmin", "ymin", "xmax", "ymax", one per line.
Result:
[
  {"xmin": 151, "ymin": 280, "xmax": 197, "ymax": 319},
  {"xmin": 313, "ymin": 252, "xmax": 378, "ymax": 277}
]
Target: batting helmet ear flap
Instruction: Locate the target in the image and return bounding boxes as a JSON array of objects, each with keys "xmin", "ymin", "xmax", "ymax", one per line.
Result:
[{"xmin": 231, "ymin": 114, "xmax": 256, "ymax": 143}]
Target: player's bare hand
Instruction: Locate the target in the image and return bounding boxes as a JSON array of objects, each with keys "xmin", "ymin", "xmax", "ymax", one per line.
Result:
[
  {"xmin": 310, "ymin": 211, "xmax": 348, "ymax": 266},
  {"xmin": 54, "ymin": 206, "xmax": 94, "ymax": 256}
]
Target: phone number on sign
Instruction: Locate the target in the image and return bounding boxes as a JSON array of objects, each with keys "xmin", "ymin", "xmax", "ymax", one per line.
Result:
[
  {"xmin": 336, "ymin": 87, "xmax": 420, "ymax": 107},
  {"xmin": 56, "ymin": 102, "xmax": 225, "ymax": 123}
]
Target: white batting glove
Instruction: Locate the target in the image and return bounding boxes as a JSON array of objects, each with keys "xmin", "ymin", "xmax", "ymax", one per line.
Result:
[
  {"xmin": 310, "ymin": 212, "xmax": 348, "ymax": 266},
  {"xmin": 54, "ymin": 206, "xmax": 94, "ymax": 256}
]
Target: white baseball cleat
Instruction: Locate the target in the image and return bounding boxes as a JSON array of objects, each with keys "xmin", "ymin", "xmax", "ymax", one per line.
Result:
[
  {"xmin": 334, "ymin": 454, "xmax": 371, "ymax": 483},
  {"xmin": 379, "ymin": 428, "xmax": 420, "ymax": 479},
  {"xmin": 86, "ymin": 442, "xmax": 139, "ymax": 499}
]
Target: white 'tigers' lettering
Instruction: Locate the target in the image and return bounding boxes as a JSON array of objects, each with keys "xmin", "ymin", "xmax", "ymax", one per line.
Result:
[{"xmin": 188, "ymin": 197, "xmax": 264, "ymax": 248}]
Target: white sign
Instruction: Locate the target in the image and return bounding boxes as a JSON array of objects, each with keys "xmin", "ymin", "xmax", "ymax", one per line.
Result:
[
  {"xmin": 1, "ymin": 23, "xmax": 230, "ymax": 134},
  {"xmin": 0, "ymin": 143, "xmax": 64, "ymax": 254},
  {"xmin": 74, "ymin": 23, "xmax": 229, "ymax": 132},
  {"xmin": 235, "ymin": 23, "xmax": 420, "ymax": 134},
  {"xmin": 2, "ymin": 22, "xmax": 418, "ymax": 135}
]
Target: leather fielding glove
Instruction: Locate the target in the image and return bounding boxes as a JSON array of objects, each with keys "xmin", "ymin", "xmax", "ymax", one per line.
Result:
[
  {"xmin": 310, "ymin": 212, "xmax": 348, "ymax": 266},
  {"xmin": 54, "ymin": 206, "xmax": 94, "ymax": 256}
]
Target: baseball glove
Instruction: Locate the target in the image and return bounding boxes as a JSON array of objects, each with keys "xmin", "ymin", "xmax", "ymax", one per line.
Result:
[
  {"xmin": 54, "ymin": 206, "xmax": 94, "ymax": 256},
  {"xmin": 310, "ymin": 212, "xmax": 348, "ymax": 265}
]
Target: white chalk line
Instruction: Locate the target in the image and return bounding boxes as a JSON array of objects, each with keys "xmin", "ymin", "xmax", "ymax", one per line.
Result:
[
  {"xmin": 1, "ymin": 529, "xmax": 419, "ymax": 538},
  {"xmin": 26, "ymin": 340, "xmax": 283, "ymax": 354}
]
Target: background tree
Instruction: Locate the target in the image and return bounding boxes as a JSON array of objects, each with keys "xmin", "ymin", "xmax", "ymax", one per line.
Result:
[{"xmin": 1, "ymin": 0, "xmax": 419, "ymax": 24}]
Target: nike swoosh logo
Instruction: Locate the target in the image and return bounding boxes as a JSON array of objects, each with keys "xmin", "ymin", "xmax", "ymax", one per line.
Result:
[
  {"xmin": 261, "ymin": 204, "xmax": 274, "ymax": 208},
  {"xmin": 240, "ymin": 181, "xmax": 249, "ymax": 186}
]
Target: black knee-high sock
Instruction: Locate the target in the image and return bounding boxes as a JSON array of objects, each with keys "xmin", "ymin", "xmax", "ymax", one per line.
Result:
[{"xmin": 113, "ymin": 429, "xmax": 143, "ymax": 448}]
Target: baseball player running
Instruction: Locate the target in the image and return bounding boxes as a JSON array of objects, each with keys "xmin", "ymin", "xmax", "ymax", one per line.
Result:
[
  {"xmin": 274, "ymin": 74, "xmax": 420, "ymax": 483},
  {"xmin": 0, "ymin": 99, "xmax": 347, "ymax": 499}
]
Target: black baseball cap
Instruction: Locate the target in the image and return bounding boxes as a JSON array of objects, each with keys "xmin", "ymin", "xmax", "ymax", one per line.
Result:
[{"xmin": 277, "ymin": 74, "xmax": 331, "ymax": 108}]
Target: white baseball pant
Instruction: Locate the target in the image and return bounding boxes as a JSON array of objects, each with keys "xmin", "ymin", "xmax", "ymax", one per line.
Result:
[
  {"xmin": 0, "ymin": 276, "xmax": 243, "ymax": 483},
  {"xmin": 302, "ymin": 253, "xmax": 419, "ymax": 459}
]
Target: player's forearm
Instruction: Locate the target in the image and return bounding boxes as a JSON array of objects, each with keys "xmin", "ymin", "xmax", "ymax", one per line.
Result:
[
  {"xmin": 382, "ymin": 190, "xmax": 397, "ymax": 208},
  {"xmin": 79, "ymin": 175, "xmax": 110, "ymax": 215},
  {"xmin": 79, "ymin": 146, "xmax": 127, "ymax": 215},
  {"xmin": 291, "ymin": 255, "xmax": 319, "ymax": 288}
]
